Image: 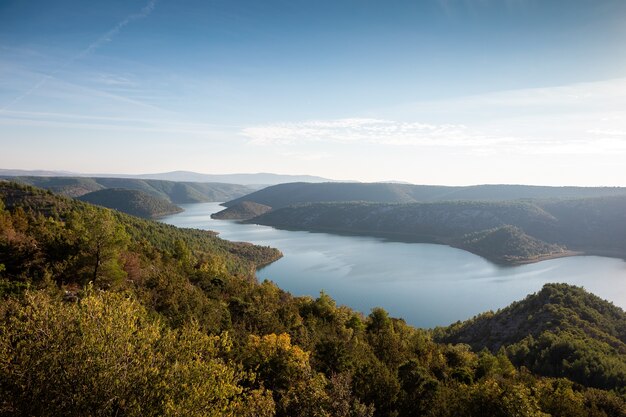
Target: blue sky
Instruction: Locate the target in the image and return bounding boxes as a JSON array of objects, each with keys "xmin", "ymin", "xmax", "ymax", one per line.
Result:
[{"xmin": 1, "ymin": 0, "xmax": 626, "ymax": 184}]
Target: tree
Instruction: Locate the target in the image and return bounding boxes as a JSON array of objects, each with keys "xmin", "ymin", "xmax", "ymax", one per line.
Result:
[
  {"xmin": 69, "ymin": 207, "xmax": 129, "ymax": 287},
  {"xmin": 244, "ymin": 333, "xmax": 330, "ymax": 417},
  {"xmin": 0, "ymin": 290, "xmax": 274, "ymax": 417}
]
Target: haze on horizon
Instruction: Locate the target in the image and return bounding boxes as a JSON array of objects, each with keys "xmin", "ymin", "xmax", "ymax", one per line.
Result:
[{"xmin": 1, "ymin": 0, "xmax": 626, "ymax": 186}]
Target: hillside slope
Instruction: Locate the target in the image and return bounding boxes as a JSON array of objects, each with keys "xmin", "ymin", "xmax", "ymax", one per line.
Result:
[
  {"xmin": 78, "ymin": 188, "xmax": 183, "ymax": 219},
  {"xmin": 459, "ymin": 226, "xmax": 565, "ymax": 264},
  {"xmin": 224, "ymin": 182, "xmax": 626, "ymax": 208},
  {"xmin": 211, "ymin": 201, "xmax": 272, "ymax": 220},
  {"xmin": 0, "ymin": 182, "xmax": 282, "ymax": 281},
  {"xmin": 247, "ymin": 196, "xmax": 626, "ymax": 264},
  {"xmin": 249, "ymin": 201, "xmax": 570, "ymax": 263},
  {"xmin": 4, "ymin": 176, "xmax": 256, "ymax": 203},
  {"xmin": 437, "ymin": 283, "xmax": 626, "ymax": 392}
]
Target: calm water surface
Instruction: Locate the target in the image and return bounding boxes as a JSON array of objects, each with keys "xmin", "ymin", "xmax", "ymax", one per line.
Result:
[{"xmin": 162, "ymin": 202, "xmax": 626, "ymax": 328}]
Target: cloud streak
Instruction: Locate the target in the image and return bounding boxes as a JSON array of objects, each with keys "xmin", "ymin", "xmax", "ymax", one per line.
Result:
[
  {"xmin": 0, "ymin": 0, "xmax": 158, "ymax": 113},
  {"xmin": 0, "ymin": 109, "xmax": 236, "ymax": 137},
  {"xmin": 79, "ymin": 0, "xmax": 157, "ymax": 59},
  {"xmin": 242, "ymin": 115, "xmax": 626, "ymax": 156},
  {"xmin": 243, "ymin": 118, "xmax": 511, "ymax": 148}
]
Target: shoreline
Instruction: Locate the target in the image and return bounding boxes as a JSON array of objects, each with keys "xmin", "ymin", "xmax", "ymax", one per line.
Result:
[{"xmin": 243, "ymin": 221, "xmax": 625, "ymax": 266}]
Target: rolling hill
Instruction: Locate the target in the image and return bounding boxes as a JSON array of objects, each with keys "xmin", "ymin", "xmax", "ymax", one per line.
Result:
[
  {"xmin": 78, "ymin": 188, "xmax": 183, "ymax": 219},
  {"xmin": 436, "ymin": 283, "xmax": 626, "ymax": 393},
  {"xmin": 246, "ymin": 196, "xmax": 626, "ymax": 264},
  {"xmin": 3, "ymin": 176, "xmax": 256, "ymax": 203},
  {"xmin": 223, "ymin": 182, "xmax": 626, "ymax": 209},
  {"xmin": 211, "ymin": 201, "xmax": 272, "ymax": 220}
]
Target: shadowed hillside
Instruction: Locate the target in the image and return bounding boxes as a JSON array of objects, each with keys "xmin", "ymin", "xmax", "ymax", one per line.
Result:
[
  {"xmin": 224, "ymin": 182, "xmax": 626, "ymax": 208},
  {"xmin": 212, "ymin": 201, "xmax": 272, "ymax": 220},
  {"xmin": 4, "ymin": 176, "xmax": 256, "ymax": 203},
  {"xmin": 78, "ymin": 188, "xmax": 183, "ymax": 219},
  {"xmin": 245, "ymin": 196, "xmax": 626, "ymax": 264},
  {"xmin": 437, "ymin": 283, "xmax": 626, "ymax": 393},
  {"xmin": 247, "ymin": 201, "xmax": 570, "ymax": 264}
]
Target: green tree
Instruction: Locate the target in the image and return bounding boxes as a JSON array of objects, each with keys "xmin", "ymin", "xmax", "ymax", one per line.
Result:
[
  {"xmin": 69, "ymin": 207, "xmax": 129, "ymax": 287},
  {"xmin": 0, "ymin": 290, "xmax": 274, "ymax": 417}
]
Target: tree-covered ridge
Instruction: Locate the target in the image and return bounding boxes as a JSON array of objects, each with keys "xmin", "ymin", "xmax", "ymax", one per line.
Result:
[
  {"xmin": 224, "ymin": 182, "xmax": 626, "ymax": 209},
  {"xmin": 0, "ymin": 182, "xmax": 282, "ymax": 286},
  {"xmin": 78, "ymin": 188, "xmax": 183, "ymax": 218},
  {"xmin": 246, "ymin": 201, "xmax": 565, "ymax": 264},
  {"xmin": 437, "ymin": 283, "xmax": 626, "ymax": 394},
  {"xmin": 459, "ymin": 226, "xmax": 565, "ymax": 264},
  {"xmin": 212, "ymin": 200, "xmax": 273, "ymax": 220},
  {"xmin": 1, "ymin": 182, "xmax": 625, "ymax": 416},
  {"xmin": 4, "ymin": 175, "xmax": 256, "ymax": 203},
  {"xmin": 246, "ymin": 197, "xmax": 626, "ymax": 264}
]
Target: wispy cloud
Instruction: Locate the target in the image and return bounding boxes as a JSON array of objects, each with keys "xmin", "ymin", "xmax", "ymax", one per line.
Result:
[
  {"xmin": 77, "ymin": 0, "xmax": 157, "ymax": 61},
  {"xmin": 0, "ymin": 109, "xmax": 238, "ymax": 137},
  {"xmin": 242, "ymin": 118, "xmax": 510, "ymax": 148},
  {"xmin": 588, "ymin": 128, "xmax": 626, "ymax": 137},
  {"xmin": 94, "ymin": 73, "xmax": 137, "ymax": 87},
  {"xmin": 242, "ymin": 111, "xmax": 626, "ymax": 156},
  {"xmin": 0, "ymin": 0, "xmax": 158, "ymax": 113}
]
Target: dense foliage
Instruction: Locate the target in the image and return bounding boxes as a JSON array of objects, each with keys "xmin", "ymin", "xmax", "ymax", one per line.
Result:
[
  {"xmin": 248, "ymin": 197, "xmax": 626, "ymax": 264},
  {"xmin": 224, "ymin": 182, "xmax": 626, "ymax": 209},
  {"xmin": 79, "ymin": 188, "xmax": 183, "ymax": 218},
  {"xmin": 4, "ymin": 175, "xmax": 256, "ymax": 203},
  {"xmin": 459, "ymin": 226, "xmax": 563, "ymax": 263},
  {"xmin": 437, "ymin": 284, "xmax": 626, "ymax": 395},
  {"xmin": 248, "ymin": 201, "xmax": 565, "ymax": 263},
  {"xmin": 212, "ymin": 200, "xmax": 273, "ymax": 220},
  {"xmin": 1, "ymin": 182, "xmax": 625, "ymax": 416}
]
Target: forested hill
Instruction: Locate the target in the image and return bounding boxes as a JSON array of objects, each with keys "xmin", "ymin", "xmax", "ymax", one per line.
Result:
[
  {"xmin": 224, "ymin": 182, "xmax": 626, "ymax": 208},
  {"xmin": 78, "ymin": 188, "xmax": 183, "ymax": 219},
  {"xmin": 211, "ymin": 200, "xmax": 272, "ymax": 220},
  {"xmin": 2, "ymin": 182, "xmax": 626, "ymax": 416},
  {"xmin": 248, "ymin": 197, "xmax": 626, "ymax": 264},
  {"xmin": 0, "ymin": 182, "xmax": 281, "ymax": 280},
  {"xmin": 4, "ymin": 175, "xmax": 256, "ymax": 203},
  {"xmin": 436, "ymin": 283, "xmax": 626, "ymax": 394}
]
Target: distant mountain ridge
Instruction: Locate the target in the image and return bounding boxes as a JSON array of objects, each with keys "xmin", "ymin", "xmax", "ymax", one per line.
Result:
[
  {"xmin": 216, "ymin": 181, "xmax": 626, "ymax": 264},
  {"xmin": 246, "ymin": 197, "xmax": 626, "ymax": 264},
  {"xmin": 0, "ymin": 169, "xmax": 336, "ymax": 185},
  {"xmin": 123, "ymin": 170, "xmax": 336, "ymax": 185},
  {"xmin": 224, "ymin": 182, "xmax": 626, "ymax": 208},
  {"xmin": 2, "ymin": 176, "xmax": 256, "ymax": 204}
]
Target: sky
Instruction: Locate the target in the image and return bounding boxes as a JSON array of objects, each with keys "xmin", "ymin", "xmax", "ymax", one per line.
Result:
[{"xmin": 1, "ymin": 0, "xmax": 626, "ymax": 185}]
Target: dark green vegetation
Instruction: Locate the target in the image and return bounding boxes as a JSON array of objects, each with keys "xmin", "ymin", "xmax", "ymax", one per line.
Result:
[
  {"xmin": 247, "ymin": 197, "xmax": 626, "ymax": 264},
  {"xmin": 459, "ymin": 226, "xmax": 564, "ymax": 264},
  {"xmin": 78, "ymin": 188, "xmax": 183, "ymax": 219},
  {"xmin": 5, "ymin": 175, "xmax": 256, "ymax": 203},
  {"xmin": 1, "ymin": 182, "xmax": 626, "ymax": 416},
  {"xmin": 224, "ymin": 182, "xmax": 626, "ymax": 208},
  {"xmin": 437, "ymin": 283, "xmax": 626, "ymax": 395},
  {"xmin": 212, "ymin": 200, "xmax": 273, "ymax": 220}
]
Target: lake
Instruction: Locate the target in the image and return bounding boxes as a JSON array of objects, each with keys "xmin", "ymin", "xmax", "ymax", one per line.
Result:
[{"xmin": 162, "ymin": 202, "xmax": 626, "ymax": 328}]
